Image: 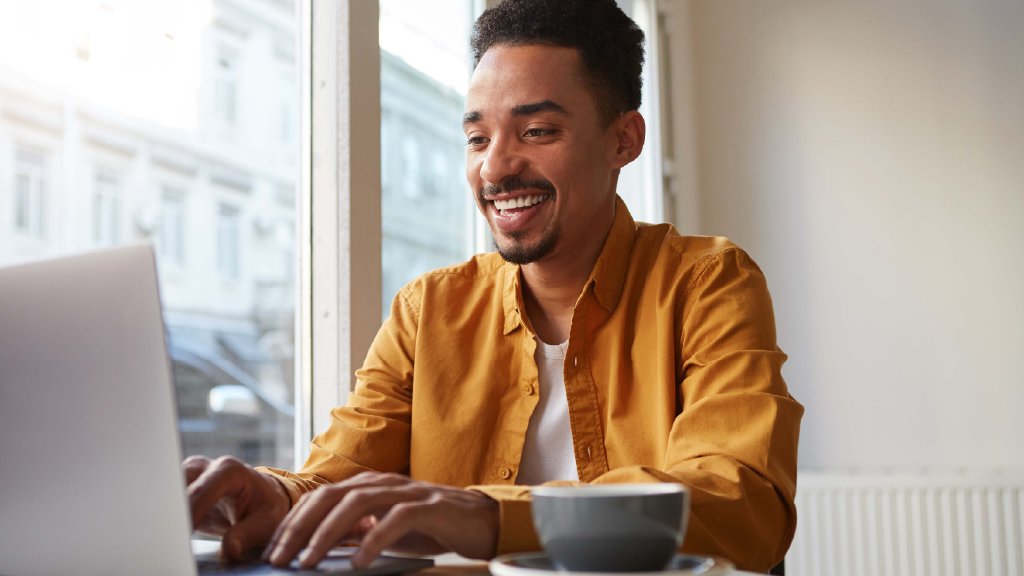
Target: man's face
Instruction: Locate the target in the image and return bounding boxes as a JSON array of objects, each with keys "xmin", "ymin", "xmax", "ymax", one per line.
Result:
[{"xmin": 463, "ymin": 44, "xmax": 621, "ymax": 265}]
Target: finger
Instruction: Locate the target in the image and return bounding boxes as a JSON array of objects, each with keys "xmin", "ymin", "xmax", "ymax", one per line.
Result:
[
  {"xmin": 264, "ymin": 474, "xmax": 378, "ymax": 557},
  {"xmin": 357, "ymin": 488, "xmax": 498, "ymax": 563},
  {"xmin": 187, "ymin": 457, "xmax": 250, "ymax": 531},
  {"xmin": 182, "ymin": 455, "xmax": 212, "ymax": 485},
  {"xmin": 266, "ymin": 486, "xmax": 348, "ymax": 566},
  {"xmin": 263, "ymin": 477, "xmax": 329, "ymax": 562},
  {"xmin": 350, "ymin": 499, "xmax": 434, "ymax": 568},
  {"xmin": 263, "ymin": 495, "xmax": 302, "ymax": 560},
  {"xmin": 221, "ymin": 506, "xmax": 281, "ymax": 563},
  {"xmin": 297, "ymin": 484, "xmax": 429, "ymax": 569},
  {"xmin": 195, "ymin": 505, "xmax": 232, "ymax": 537},
  {"xmin": 265, "ymin": 473, "xmax": 410, "ymax": 564}
]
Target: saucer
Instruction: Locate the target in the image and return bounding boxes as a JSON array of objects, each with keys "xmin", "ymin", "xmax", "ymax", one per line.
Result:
[{"xmin": 489, "ymin": 552, "xmax": 734, "ymax": 576}]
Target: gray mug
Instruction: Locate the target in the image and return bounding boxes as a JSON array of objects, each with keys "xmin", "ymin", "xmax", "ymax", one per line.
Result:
[{"xmin": 531, "ymin": 484, "xmax": 690, "ymax": 572}]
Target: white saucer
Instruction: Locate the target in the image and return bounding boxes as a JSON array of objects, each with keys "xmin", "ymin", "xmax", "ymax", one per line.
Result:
[{"xmin": 490, "ymin": 552, "xmax": 734, "ymax": 576}]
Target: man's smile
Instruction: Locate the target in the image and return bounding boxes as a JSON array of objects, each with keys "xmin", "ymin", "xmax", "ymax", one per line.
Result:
[
  {"xmin": 492, "ymin": 193, "xmax": 552, "ymax": 215},
  {"xmin": 478, "ymin": 177, "xmax": 557, "ymax": 234},
  {"xmin": 486, "ymin": 192, "xmax": 554, "ymax": 234}
]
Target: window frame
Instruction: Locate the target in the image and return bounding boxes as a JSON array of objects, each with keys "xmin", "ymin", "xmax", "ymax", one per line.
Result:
[
  {"xmin": 92, "ymin": 168, "xmax": 122, "ymax": 247},
  {"xmin": 214, "ymin": 44, "xmax": 241, "ymax": 130},
  {"xmin": 297, "ymin": 0, "xmax": 382, "ymax": 464},
  {"xmin": 157, "ymin": 185, "xmax": 187, "ymax": 267},
  {"xmin": 216, "ymin": 202, "xmax": 242, "ymax": 279},
  {"xmin": 13, "ymin": 147, "xmax": 48, "ymax": 239}
]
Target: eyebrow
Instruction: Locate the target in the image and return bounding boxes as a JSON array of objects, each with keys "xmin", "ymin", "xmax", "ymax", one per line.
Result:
[
  {"xmin": 462, "ymin": 99, "xmax": 569, "ymax": 127},
  {"xmin": 512, "ymin": 99, "xmax": 568, "ymax": 117}
]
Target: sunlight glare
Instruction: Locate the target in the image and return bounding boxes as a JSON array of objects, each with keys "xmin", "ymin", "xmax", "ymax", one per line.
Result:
[{"xmin": 0, "ymin": 0, "xmax": 213, "ymax": 132}]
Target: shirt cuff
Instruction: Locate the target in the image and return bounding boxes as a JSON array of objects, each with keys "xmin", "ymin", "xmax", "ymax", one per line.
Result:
[
  {"xmin": 254, "ymin": 466, "xmax": 305, "ymax": 507},
  {"xmin": 467, "ymin": 484, "xmax": 541, "ymax": 556}
]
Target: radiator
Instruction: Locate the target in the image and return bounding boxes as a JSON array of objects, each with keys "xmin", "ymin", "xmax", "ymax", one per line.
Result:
[{"xmin": 787, "ymin": 473, "xmax": 1024, "ymax": 576}]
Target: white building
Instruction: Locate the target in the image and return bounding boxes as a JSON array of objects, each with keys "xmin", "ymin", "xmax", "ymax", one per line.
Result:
[
  {"xmin": 0, "ymin": 0, "xmax": 479, "ymax": 467},
  {"xmin": 0, "ymin": 0, "xmax": 298, "ymax": 466}
]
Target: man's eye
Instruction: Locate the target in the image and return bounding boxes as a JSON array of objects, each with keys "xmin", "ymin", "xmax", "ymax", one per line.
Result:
[
  {"xmin": 524, "ymin": 128, "xmax": 554, "ymax": 138},
  {"xmin": 466, "ymin": 136, "xmax": 489, "ymax": 147}
]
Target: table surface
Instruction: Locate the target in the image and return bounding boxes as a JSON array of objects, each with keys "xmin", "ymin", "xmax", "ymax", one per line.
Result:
[
  {"xmin": 193, "ymin": 540, "xmax": 760, "ymax": 576},
  {"xmin": 427, "ymin": 553, "xmax": 761, "ymax": 576}
]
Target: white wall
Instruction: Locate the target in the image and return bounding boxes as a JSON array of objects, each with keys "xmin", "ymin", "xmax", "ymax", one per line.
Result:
[{"xmin": 665, "ymin": 0, "xmax": 1024, "ymax": 473}]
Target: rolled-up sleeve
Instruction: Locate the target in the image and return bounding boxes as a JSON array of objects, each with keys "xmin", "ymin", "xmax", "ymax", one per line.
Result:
[
  {"xmin": 258, "ymin": 284, "xmax": 422, "ymax": 505},
  {"xmin": 638, "ymin": 247, "xmax": 802, "ymax": 571}
]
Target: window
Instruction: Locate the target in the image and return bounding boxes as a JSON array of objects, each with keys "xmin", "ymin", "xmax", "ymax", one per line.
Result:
[
  {"xmin": 279, "ymin": 70, "xmax": 296, "ymax": 146},
  {"xmin": 13, "ymin": 149, "xmax": 47, "ymax": 239},
  {"xmin": 217, "ymin": 203, "xmax": 241, "ymax": 279},
  {"xmin": 427, "ymin": 149, "xmax": 447, "ymax": 198},
  {"xmin": 399, "ymin": 137, "xmax": 422, "ymax": 199},
  {"xmin": 158, "ymin": 187, "xmax": 186, "ymax": 266},
  {"xmin": 613, "ymin": 0, "xmax": 665, "ymax": 224},
  {"xmin": 92, "ymin": 169, "xmax": 121, "ymax": 246},
  {"xmin": 0, "ymin": 0, "xmax": 298, "ymax": 469},
  {"xmin": 214, "ymin": 47, "xmax": 239, "ymax": 129},
  {"xmin": 379, "ymin": 0, "xmax": 479, "ymax": 314}
]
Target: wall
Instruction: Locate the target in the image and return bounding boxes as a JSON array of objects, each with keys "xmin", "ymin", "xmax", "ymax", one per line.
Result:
[{"xmin": 665, "ymin": 0, "xmax": 1024, "ymax": 472}]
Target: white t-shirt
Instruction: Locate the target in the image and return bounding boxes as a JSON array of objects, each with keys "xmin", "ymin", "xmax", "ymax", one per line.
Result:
[{"xmin": 516, "ymin": 337, "xmax": 579, "ymax": 485}]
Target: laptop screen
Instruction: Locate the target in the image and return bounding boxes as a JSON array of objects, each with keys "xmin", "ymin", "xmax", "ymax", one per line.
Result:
[{"xmin": 0, "ymin": 245, "xmax": 197, "ymax": 576}]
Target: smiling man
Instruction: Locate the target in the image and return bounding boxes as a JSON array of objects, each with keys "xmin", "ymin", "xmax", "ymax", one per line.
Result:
[
  {"xmin": 185, "ymin": 0, "xmax": 803, "ymax": 573},
  {"xmin": 463, "ymin": 41, "xmax": 643, "ymax": 345}
]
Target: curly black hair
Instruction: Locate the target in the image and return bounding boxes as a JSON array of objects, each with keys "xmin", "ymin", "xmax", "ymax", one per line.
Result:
[{"xmin": 470, "ymin": 0, "xmax": 646, "ymax": 125}]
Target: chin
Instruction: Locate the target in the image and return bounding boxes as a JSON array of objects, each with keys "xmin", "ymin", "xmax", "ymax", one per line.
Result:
[{"xmin": 494, "ymin": 232, "xmax": 559, "ymax": 266}]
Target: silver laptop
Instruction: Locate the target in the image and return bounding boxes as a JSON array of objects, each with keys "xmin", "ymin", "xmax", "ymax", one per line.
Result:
[{"xmin": 0, "ymin": 245, "xmax": 431, "ymax": 576}]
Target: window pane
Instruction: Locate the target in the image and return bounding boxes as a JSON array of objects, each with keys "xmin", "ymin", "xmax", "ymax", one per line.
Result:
[
  {"xmin": 379, "ymin": 0, "xmax": 479, "ymax": 313},
  {"xmin": 159, "ymin": 187, "xmax": 186, "ymax": 266},
  {"xmin": 215, "ymin": 47, "xmax": 239, "ymax": 129},
  {"xmin": 93, "ymin": 170, "xmax": 122, "ymax": 246},
  {"xmin": 217, "ymin": 203, "xmax": 240, "ymax": 279},
  {"xmin": 0, "ymin": 0, "xmax": 299, "ymax": 469},
  {"xmin": 13, "ymin": 149, "xmax": 47, "ymax": 238}
]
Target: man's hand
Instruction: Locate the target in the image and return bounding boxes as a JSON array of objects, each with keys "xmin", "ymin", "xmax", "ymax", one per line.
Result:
[
  {"xmin": 264, "ymin": 472, "xmax": 499, "ymax": 569},
  {"xmin": 183, "ymin": 456, "xmax": 291, "ymax": 562}
]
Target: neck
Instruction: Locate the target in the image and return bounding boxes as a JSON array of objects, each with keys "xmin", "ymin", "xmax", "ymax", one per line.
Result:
[
  {"xmin": 519, "ymin": 201, "xmax": 616, "ymax": 344},
  {"xmin": 518, "ymin": 278, "xmax": 578, "ymax": 345}
]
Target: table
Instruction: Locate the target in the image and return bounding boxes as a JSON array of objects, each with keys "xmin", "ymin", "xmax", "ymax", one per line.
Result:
[
  {"xmin": 424, "ymin": 553, "xmax": 761, "ymax": 576},
  {"xmin": 194, "ymin": 541, "xmax": 761, "ymax": 575}
]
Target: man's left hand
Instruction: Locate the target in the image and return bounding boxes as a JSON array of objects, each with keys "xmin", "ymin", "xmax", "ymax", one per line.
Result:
[{"xmin": 263, "ymin": 472, "xmax": 499, "ymax": 569}]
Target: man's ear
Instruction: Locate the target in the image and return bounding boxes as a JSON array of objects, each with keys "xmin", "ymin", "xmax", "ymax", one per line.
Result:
[{"xmin": 607, "ymin": 110, "xmax": 646, "ymax": 169}]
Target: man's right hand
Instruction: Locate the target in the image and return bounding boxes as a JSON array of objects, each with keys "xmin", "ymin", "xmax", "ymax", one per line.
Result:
[{"xmin": 183, "ymin": 456, "xmax": 291, "ymax": 562}]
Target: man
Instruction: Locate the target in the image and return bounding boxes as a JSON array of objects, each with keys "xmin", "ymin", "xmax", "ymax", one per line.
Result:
[{"xmin": 185, "ymin": 0, "xmax": 803, "ymax": 572}]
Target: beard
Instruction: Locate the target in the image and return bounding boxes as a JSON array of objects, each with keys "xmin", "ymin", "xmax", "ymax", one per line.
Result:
[
  {"xmin": 478, "ymin": 177, "xmax": 559, "ymax": 265},
  {"xmin": 494, "ymin": 225, "xmax": 560, "ymax": 265}
]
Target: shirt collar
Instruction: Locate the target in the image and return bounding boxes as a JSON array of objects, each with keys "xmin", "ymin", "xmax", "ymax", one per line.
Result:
[
  {"xmin": 502, "ymin": 263, "xmax": 522, "ymax": 334},
  {"xmin": 587, "ymin": 195, "xmax": 637, "ymax": 314},
  {"xmin": 501, "ymin": 195, "xmax": 638, "ymax": 334}
]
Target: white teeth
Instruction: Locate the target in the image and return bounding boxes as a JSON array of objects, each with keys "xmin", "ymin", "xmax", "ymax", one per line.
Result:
[{"xmin": 494, "ymin": 194, "xmax": 549, "ymax": 212}]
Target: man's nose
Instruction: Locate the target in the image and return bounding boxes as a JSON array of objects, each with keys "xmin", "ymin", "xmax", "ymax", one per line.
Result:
[{"xmin": 479, "ymin": 136, "xmax": 526, "ymax": 185}]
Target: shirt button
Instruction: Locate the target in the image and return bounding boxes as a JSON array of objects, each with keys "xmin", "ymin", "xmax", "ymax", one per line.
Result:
[
  {"xmin": 522, "ymin": 384, "xmax": 534, "ymax": 395},
  {"xmin": 498, "ymin": 467, "xmax": 512, "ymax": 480}
]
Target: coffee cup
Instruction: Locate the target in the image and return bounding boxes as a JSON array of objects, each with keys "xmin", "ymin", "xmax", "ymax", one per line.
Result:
[{"xmin": 530, "ymin": 484, "xmax": 689, "ymax": 572}]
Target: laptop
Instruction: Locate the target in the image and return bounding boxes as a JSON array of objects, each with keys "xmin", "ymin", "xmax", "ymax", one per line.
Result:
[{"xmin": 0, "ymin": 245, "xmax": 432, "ymax": 576}]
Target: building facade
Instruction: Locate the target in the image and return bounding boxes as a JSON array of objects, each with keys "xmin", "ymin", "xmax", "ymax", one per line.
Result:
[{"xmin": 0, "ymin": 0, "xmax": 473, "ymax": 468}]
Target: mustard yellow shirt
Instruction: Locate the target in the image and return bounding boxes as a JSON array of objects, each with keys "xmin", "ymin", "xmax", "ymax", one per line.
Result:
[{"xmin": 263, "ymin": 197, "xmax": 803, "ymax": 572}]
